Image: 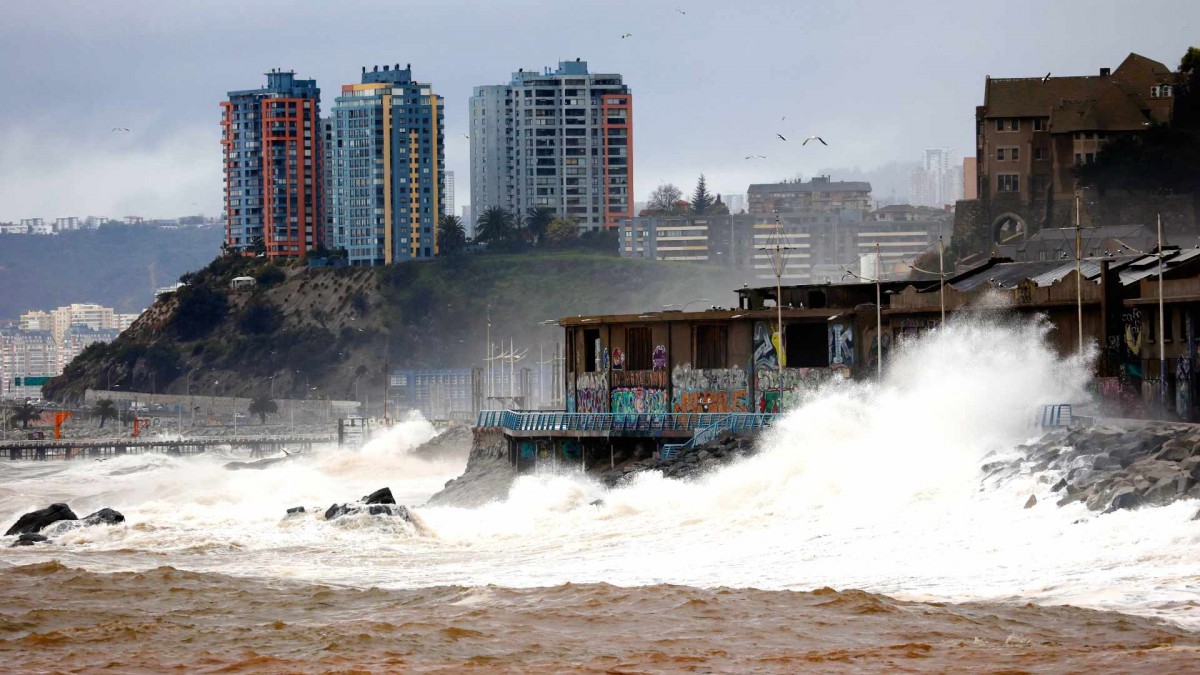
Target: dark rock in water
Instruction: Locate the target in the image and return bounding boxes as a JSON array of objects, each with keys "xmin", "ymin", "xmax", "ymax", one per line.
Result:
[
  {"xmin": 286, "ymin": 506, "xmax": 306, "ymax": 516},
  {"xmin": 11, "ymin": 533, "xmax": 49, "ymax": 547},
  {"xmin": 1024, "ymin": 495, "xmax": 1037, "ymax": 509},
  {"xmin": 1051, "ymin": 478, "xmax": 1067, "ymax": 493},
  {"xmin": 362, "ymin": 487, "xmax": 396, "ymax": 505},
  {"xmin": 81, "ymin": 508, "xmax": 125, "ymax": 527},
  {"xmin": 324, "ymin": 503, "xmax": 352, "ymax": 520},
  {"xmin": 367, "ymin": 504, "xmax": 409, "ymax": 519},
  {"xmin": 590, "ymin": 499, "xmax": 605, "ymax": 507},
  {"xmin": 5, "ymin": 503, "xmax": 78, "ymax": 536},
  {"xmin": 1105, "ymin": 486, "xmax": 1141, "ymax": 513},
  {"xmin": 1193, "ymin": 509, "xmax": 1200, "ymax": 521}
]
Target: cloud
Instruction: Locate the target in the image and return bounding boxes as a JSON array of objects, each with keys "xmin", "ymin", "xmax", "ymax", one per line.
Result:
[{"xmin": 0, "ymin": 124, "xmax": 220, "ymax": 221}]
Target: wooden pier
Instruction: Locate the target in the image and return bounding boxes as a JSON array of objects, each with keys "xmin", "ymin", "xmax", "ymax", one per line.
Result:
[{"xmin": 0, "ymin": 435, "xmax": 336, "ymax": 461}]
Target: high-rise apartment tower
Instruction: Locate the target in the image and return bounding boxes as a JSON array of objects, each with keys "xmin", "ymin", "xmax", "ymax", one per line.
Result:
[
  {"xmin": 470, "ymin": 60, "xmax": 633, "ymax": 231},
  {"xmin": 221, "ymin": 70, "xmax": 324, "ymax": 257},
  {"xmin": 331, "ymin": 64, "xmax": 444, "ymax": 264}
]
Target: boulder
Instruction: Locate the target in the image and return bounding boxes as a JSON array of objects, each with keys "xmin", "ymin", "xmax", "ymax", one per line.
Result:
[
  {"xmin": 324, "ymin": 503, "xmax": 353, "ymax": 520},
  {"xmin": 1105, "ymin": 486, "xmax": 1141, "ymax": 513},
  {"xmin": 1024, "ymin": 495, "xmax": 1037, "ymax": 509},
  {"xmin": 286, "ymin": 506, "xmax": 306, "ymax": 516},
  {"xmin": 5, "ymin": 503, "xmax": 78, "ymax": 536},
  {"xmin": 1050, "ymin": 478, "xmax": 1067, "ymax": 493},
  {"xmin": 81, "ymin": 508, "xmax": 125, "ymax": 527},
  {"xmin": 1154, "ymin": 440, "xmax": 1192, "ymax": 462},
  {"xmin": 362, "ymin": 488, "xmax": 396, "ymax": 505},
  {"xmin": 367, "ymin": 504, "xmax": 409, "ymax": 518},
  {"xmin": 325, "ymin": 502, "xmax": 411, "ymax": 522},
  {"xmin": 10, "ymin": 533, "xmax": 49, "ymax": 547}
]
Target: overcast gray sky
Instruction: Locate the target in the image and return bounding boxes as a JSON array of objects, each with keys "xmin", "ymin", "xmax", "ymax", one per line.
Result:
[{"xmin": 0, "ymin": 0, "xmax": 1195, "ymax": 221}]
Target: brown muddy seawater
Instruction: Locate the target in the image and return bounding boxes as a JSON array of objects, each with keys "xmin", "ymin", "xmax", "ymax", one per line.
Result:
[{"xmin": 0, "ymin": 562, "xmax": 1196, "ymax": 673}]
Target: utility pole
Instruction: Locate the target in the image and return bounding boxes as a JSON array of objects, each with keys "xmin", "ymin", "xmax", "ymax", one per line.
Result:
[
  {"xmin": 938, "ymin": 235, "xmax": 946, "ymax": 324},
  {"xmin": 1158, "ymin": 213, "xmax": 1166, "ymax": 405},
  {"xmin": 1075, "ymin": 192, "xmax": 1083, "ymax": 354},
  {"xmin": 758, "ymin": 211, "xmax": 794, "ymax": 412},
  {"xmin": 875, "ymin": 242, "xmax": 883, "ymax": 379}
]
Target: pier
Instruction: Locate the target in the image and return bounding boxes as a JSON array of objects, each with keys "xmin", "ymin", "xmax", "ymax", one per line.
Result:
[{"xmin": 0, "ymin": 435, "xmax": 335, "ymax": 461}]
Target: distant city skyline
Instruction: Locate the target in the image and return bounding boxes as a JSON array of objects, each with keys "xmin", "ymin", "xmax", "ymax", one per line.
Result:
[{"xmin": 0, "ymin": 1, "xmax": 1195, "ymax": 221}]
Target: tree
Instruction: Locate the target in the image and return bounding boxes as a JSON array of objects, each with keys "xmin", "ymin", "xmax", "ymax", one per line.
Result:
[
  {"xmin": 94, "ymin": 399, "xmax": 117, "ymax": 428},
  {"xmin": 646, "ymin": 184, "xmax": 683, "ymax": 214},
  {"xmin": 437, "ymin": 215, "xmax": 467, "ymax": 255},
  {"xmin": 690, "ymin": 174, "xmax": 714, "ymax": 214},
  {"xmin": 248, "ymin": 395, "xmax": 278, "ymax": 425},
  {"xmin": 544, "ymin": 217, "xmax": 580, "ymax": 247},
  {"xmin": 11, "ymin": 402, "xmax": 41, "ymax": 430},
  {"xmin": 250, "ymin": 237, "xmax": 266, "ymax": 256},
  {"xmin": 238, "ymin": 301, "xmax": 282, "ymax": 335},
  {"xmin": 710, "ymin": 194, "xmax": 730, "ymax": 215},
  {"xmin": 525, "ymin": 207, "xmax": 555, "ymax": 245},
  {"xmin": 475, "ymin": 206, "xmax": 514, "ymax": 243}
]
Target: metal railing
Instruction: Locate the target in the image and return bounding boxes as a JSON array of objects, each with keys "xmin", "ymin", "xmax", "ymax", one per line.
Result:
[
  {"xmin": 661, "ymin": 414, "xmax": 739, "ymax": 460},
  {"xmin": 476, "ymin": 410, "xmax": 776, "ymax": 435}
]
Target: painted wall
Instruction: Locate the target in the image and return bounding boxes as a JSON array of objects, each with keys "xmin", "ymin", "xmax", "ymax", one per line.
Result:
[
  {"xmin": 755, "ymin": 367, "xmax": 849, "ymax": 413},
  {"xmin": 671, "ymin": 364, "xmax": 749, "ymax": 413},
  {"xmin": 610, "ymin": 369, "xmax": 670, "ymax": 415},
  {"xmin": 575, "ymin": 372, "xmax": 609, "ymax": 413}
]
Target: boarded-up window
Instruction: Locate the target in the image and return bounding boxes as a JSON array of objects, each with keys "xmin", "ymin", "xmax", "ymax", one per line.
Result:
[
  {"xmin": 627, "ymin": 326, "xmax": 653, "ymax": 370},
  {"xmin": 584, "ymin": 328, "xmax": 601, "ymax": 372},
  {"xmin": 694, "ymin": 325, "xmax": 727, "ymax": 369}
]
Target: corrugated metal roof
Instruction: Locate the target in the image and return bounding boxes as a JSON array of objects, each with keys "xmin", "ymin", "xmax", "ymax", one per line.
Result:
[{"xmin": 1119, "ymin": 248, "xmax": 1200, "ymax": 285}]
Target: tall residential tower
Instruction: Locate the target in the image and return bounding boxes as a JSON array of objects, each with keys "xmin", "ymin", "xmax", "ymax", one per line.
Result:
[
  {"xmin": 331, "ymin": 64, "xmax": 444, "ymax": 264},
  {"xmin": 221, "ymin": 70, "xmax": 324, "ymax": 257},
  {"xmin": 470, "ymin": 60, "xmax": 633, "ymax": 231}
]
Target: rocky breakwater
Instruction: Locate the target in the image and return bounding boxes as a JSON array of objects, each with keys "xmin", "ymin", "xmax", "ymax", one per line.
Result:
[
  {"xmin": 1003, "ymin": 422, "xmax": 1200, "ymax": 514},
  {"xmin": 425, "ymin": 429, "xmax": 512, "ymax": 508},
  {"xmin": 5, "ymin": 503, "xmax": 126, "ymax": 546},
  {"xmin": 599, "ymin": 435, "xmax": 757, "ymax": 488}
]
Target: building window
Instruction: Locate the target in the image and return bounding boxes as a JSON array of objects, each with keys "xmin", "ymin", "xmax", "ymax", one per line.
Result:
[
  {"xmin": 1034, "ymin": 147, "xmax": 1046, "ymax": 161},
  {"xmin": 1085, "ymin": 152, "xmax": 1095, "ymax": 164},
  {"xmin": 996, "ymin": 148, "xmax": 1005, "ymax": 161},
  {"xmin": 1032, "ymin": 174, "xmax": 1050, "ymax": 194},
  {"xmin": 997, "ymin": 174, "xmax": 1020, "ymax": 192},
  {"xmin": 626, "ymin": 327, "xmax": 653, "ymax": 370},
  {"xmin": 784, "ymin": 323, "xmax": 829, "ymax": 368},
  {"xmin": 1074, "ymin": 153, "xmax": 1082, "ymax": 165},
  {"xmin": 583, "ymin": 328, "xmax": 601, "ymax": 372},
  {"xmin": 694, "ymin": 325, "xmax": 727, "ymax": 369},
  {"xmin": 995, "ymin": 119, "xmax": 1004, "ymax": 132},
  {"xmin": 1034, "ymin": 118, "xmax": 1046, "ymax": 132}
]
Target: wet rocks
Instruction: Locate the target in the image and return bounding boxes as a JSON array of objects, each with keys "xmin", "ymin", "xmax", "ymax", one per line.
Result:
[
  {"xmin": 286, "ymin": 506, "xmax": 306, "ymax": 516},
  {"xmin": 81, "ymin": 508, "xmax": 125, "ymax": 527},
  {"xmin": 600, "ymin": 435, "xmax": 758, "ymax": 488},
  {"xmin": 1013, "ymin": 422, "xmax": 1200, "ymax": 514},
  {"xmin": 362, "ymin": 488, "xmax": 395, "ymax": 505},
  {"xmin": 1024, "ymin": 495, "xmax": 1037, "ymax": 509},
  {"xmin": 5, "ymin": 503, "xmax": 78, "ymax": 536},
  {"xmin": 426, "ymin": 429, "xmax": 514, "ymax": 508},
  {"xmin": 11, "ymin": 533, "xmax": 49, "ymax": 547}
]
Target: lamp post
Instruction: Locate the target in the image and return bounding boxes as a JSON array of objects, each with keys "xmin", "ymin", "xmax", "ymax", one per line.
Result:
[
  {"xmin": 758, "ymin": 211, "xmax": 795, "ymax": 411},
  {"xmin": 875, "ymin": 242, "xmax": 883, "ymax": 379},
  {"xmin": 1075, "ymin": 191, "xmax": 1083, "ymax": 355}
]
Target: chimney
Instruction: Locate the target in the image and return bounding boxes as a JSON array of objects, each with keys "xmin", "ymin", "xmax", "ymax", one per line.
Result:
[{"xmin": 1100, "ymin": 67, "xmax": 1111, "ymax": 76}]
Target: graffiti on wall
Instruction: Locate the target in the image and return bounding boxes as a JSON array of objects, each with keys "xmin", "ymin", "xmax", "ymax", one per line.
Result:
[
  {"xmin": 1177, "ymin": 357, "xmax": 1193, "ymax": 421},
  {"xmin": 560, "ymin": 439, "xmax": 582, "ymax": 462},
  {"xmin": 755, "ymin": 367, "xmax": 849, "ymax": 413},
  {"xmin": 575, "ymin": 372, "xmax": 609, "ymax": 413},
  {"xmin": 828, "ymin": 321, "xmax": 854, "ymax": 367},
  {"xmin": 566, "ymin": 379, "xmax": 577, "ymax": 413},
  {"xmin": 611, "ymin": 348, "xmax": 624, "ymax": 371},
  {"xmin": 610, "ymin": 370, "xmax": 669, "ymax": 415},
  {"xmin": 753, "ymin": 321, "xmax": 779, "ymax": 370},
  {"xmin": 652, "ymin": 345, "xmax": 668, "ymax": 370},
  {"xmin": 672, "ymin": 365, "xmax": 749, "ymax": 413},
  {"xmin": 865, "ymin": 331, "xmax": 891, "ymax": 371},
  {"xmin": 897, "ymin": 318, "xmax": 938, "ymax": 342}
]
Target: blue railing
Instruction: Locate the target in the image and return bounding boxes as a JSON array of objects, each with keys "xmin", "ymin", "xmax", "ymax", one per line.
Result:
[
  {"xmin": 661, "ymin": 414, "xmax": 738, "ymax": 460},
  {"xmin": 1038, "ymin": 404, "xmax": 1073, "ymax": 428},
  {"xmin": 476, "ymin": 410, "xmax": 776, "ymax": 435}
]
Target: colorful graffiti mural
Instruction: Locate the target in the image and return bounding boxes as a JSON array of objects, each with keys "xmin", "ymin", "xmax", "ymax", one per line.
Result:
[
  {"xmin": 652, "ymin": 345, "xmax": 668, "ymax": 370},
  {"xmin": 897, "ymin": 318, "xmax": 938, "ymax": 342},
  {"xmin": 828, "ymin": 321, "xmax": 854, "ymax": 367},
  {"xmin": 575, "ymin": 372, "xmax": 609, "ymax": 413},
  {"xmin": 1177, "ymin": 358, "xmax": 1192, "ymax": 420},
  {"xmin": 753, "ymin": 321, "xmax": 779, "ymax": 371},
  {"xmin": 755, "ymin": 367, "xmax": 849, "ymax": 413},
  {"xmin": 610, "ymin": 370, "xmax": 670, "ymax": 415},
  {"xmin": 671, "ymin": 365, "xmax": 749, "ymax": 413},
  {"xmin": 566, "ymin": 380, "xmax": 577, "ymax": 413},
  {"xmin": 611, "ymin": 347, "xmax": 624, "ymax": 370}
]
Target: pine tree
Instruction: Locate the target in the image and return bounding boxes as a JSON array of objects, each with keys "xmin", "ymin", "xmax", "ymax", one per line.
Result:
[{"xmin": 690, "ymin": 174, "xmax": 714, "ymax": 214}]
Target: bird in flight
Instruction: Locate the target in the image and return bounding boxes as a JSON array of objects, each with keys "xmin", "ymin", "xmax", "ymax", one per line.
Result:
[
  {"xmin": 745, "ymin": 155, "xmax": 767, "ymax": 160},
  {"xmin": 462, "ymin": 133, "xmax": 469, "ymax": 139},
  {"xmin": 802, "ymin": 136, "xmax": 828, "ymax": 146},
  {"xmin": 1042, "ymin": 72, "xmax": 1051, "ymax": 83},
  {"xmin": 676, "ymin": 8, "xmax": 686, "ymax": 14},
  {"xmin": 776, "ymin": 133, "xmax": 787, "ymax": 141},
  {"xmin": 111, "ymin": 127, "xmax": 130, "ymax": 132},
  {"xmin": 621, "ymin": 33, "xmax": 633, "ymax": 39}
]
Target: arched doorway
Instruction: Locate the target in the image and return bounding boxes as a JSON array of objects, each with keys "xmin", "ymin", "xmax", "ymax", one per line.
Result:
[{"xmin": 992, "ymin": 213, "xmax": 1027, "ymax": 245}]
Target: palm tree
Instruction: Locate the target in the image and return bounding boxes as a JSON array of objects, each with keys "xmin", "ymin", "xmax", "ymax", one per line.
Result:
[
  {"xmin": 437, "ymin": 215, "xmax": 467, "ymax": 255},
  {"xmin": 525, "ymin": 207, "xmax": 555, "ymax": 245},
  {"xmin": 11, "ymin": 402, "xmax": 41, "ymax": 430},
  {"xmin": 94, "ymin": 399, "xmax": 117, "ymax": 429},
  {"xmin": 248, "ymin": 395, "xmax": 279, "ymax": 425},
  {"xmin": 475, "ymin": 206, "xmax": 513, "ymax": 243}
]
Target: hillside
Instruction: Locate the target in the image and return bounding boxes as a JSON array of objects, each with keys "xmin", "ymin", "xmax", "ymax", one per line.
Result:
[
  {"xmin": 0, "ymin": 224, "xmax": 223, "ymax": 317},
  {"xmin": 43, "ymin": 252, "xmax": 747, "ymax": 405}
]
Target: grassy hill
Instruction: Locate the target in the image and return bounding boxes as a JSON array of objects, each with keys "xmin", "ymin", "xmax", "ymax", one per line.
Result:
[
  {"xmin": 0, "ymin": 224, "xmax": 223, "ymax": 318},
  {"xmin": 44, "ymin": 252, "xmax": 746, "ymax": 404}
]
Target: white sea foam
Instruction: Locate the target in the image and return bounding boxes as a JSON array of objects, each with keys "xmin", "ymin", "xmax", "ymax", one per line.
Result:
[{"xmin": 3, "ymin": 313, "xmax": 1199, "ymax": 627}]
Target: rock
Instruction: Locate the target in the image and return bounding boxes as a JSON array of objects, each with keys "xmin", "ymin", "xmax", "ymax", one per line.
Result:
[
  {"xmin": 1051, "ymin": 478, "xmax": 1067, "ymax": 492},
  {"xmin": 324, "ymin": 503, "xmax": 352, "ymax": 520},
  {"xmin": 5, "ymin": 503, "xmax": 78, "ymax": 536},
  {"xmin": 10, "ymin": 533, "xmax": 49, "ymax": 547},
  {"xmin": 367, "ymin": 504, "xmax": 409, "ymax": 518},
  {"xmin": 1154, "ymin": 440, "xmax": 1192, "ymax": 462},
  {"xmin": 589, "ymin": 499, "xmax": 605, "ymax": 507},
  {"xmin": 81, "ymin": 508, "xmax": 124, "ymax": 527},
  {"xmin": 362, "ymin": 488, "xmax": 395, "ymax": 505},
  {"xmin": 1024, "ymin": 495, "xmax": 1037, "ymax": 509},
  {"xmin": 1193, "ymin": 509, "xmax": 1200, "ymax": 521},
  {"xmin": 1105, "ymin": 486, "xmax": 1141, "ymax": 513},
  {"xmin": 286, "ymin": 506, "xmax": 306, "ymax": 516},
  {"xmin": 325, "ymin": 502, "xmax": 410, "ymax": 521}
]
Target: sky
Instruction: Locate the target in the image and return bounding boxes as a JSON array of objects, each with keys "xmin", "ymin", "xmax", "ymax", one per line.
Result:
[{"xmin": 0, "ymin": 0, "xmax": 1196, "ymax": 221}]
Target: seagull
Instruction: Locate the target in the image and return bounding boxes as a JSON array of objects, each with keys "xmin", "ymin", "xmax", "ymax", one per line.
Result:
[
  {"xmin": 802, "ymin": 136, "xmax": 828, "ymax": 146},
  {"xmin": 675, "ymin": 8, "xmax": 686, "ymax": 14},
  {"xmin": 1042, "ymin": 72, "xmax": 1051, "ymax": 83},
  {"xmin": 462, "ymin": 134, "xmax": 469, "ymax": 139},
  {"xmin": 781, "ymin": 115, "xmax": 786, "ymax": 121},
  {"xmin": 745, "ymin": 155, "xmax": 767, "ymax": 159},
  {"xmin": 621, "ymin": 33, "xmax": 633, "ymax": 39},
  {"xmin": 776, "ymin": 133, "xmax": 787, "ymax": 141},
  {"xmin": 111, "ymin": 127, "xmax": 130, "ymax": 132}
]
